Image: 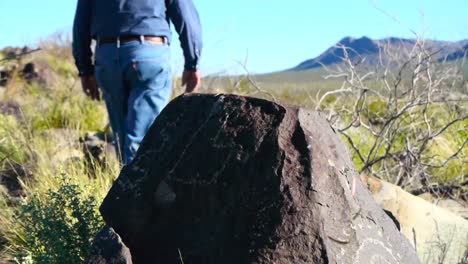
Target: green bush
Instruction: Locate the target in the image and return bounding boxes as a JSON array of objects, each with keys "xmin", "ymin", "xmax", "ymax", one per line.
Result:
[
  {"xmin": 0, "ymin": 40, "xmax": 114, "ymax": 262},
  {"xmin": 13, "ymin": 176, "xmax": 103, "ymax": 264}
]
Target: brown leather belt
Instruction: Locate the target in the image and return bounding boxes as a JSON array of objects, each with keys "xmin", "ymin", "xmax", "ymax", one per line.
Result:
[{"xmin": 97, "ymin": 35, "xmax": 166, "ymax": 45}]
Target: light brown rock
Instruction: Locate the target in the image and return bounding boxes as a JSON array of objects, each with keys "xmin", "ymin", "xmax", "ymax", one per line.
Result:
[{"xmin": 362, "ymin": 174, "xmax": 468, "ymax": 264}]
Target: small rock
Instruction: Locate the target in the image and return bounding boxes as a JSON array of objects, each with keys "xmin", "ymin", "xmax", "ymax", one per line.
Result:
[
  {"xmin": 0, "ymin": 101, "xmax": 22, "ymax": 120},
  {"xmin": 0, "ymin": 70, "xmax": 12, "ymax": 86},
  {"xmin": 21, "ymin": 60, "xmax": 56, "ymax": 88},
  {"xmin": 362, "ymin": 174, "xmax": 468, "ymax": 264},
  {"xmin": 81, "ymin": 132, "xmax": 117, "ymax": 170},
  {"xmin": 0, "ymin": 63, "xmax": 20, "ymax": 88},
  {"xmin": 0, "ymin": 164, "xmax": 33, "ymax": 198},
  {"xmin": 87, "ymin": 226, "xmax": 132, "ymax": 264}
]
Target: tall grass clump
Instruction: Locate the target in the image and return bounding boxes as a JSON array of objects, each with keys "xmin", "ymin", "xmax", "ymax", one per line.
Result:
[
  {"xmin": 0, "ymin": 115, "xmax": 27, "ymax": 169},
  {"xmin": 24, "ymin": 84, "xmax": 107, "ymax": 133},
  {"xmin": 0, "ymin": 38, "xmax": 118, "ymax": 262},
  {"xmin": 0, "ymin": 101, "xmax": 115, "ymax": 263},
  {"xmin": 0, "ymin": 110, "xmax": 115, "ymax": 262}
]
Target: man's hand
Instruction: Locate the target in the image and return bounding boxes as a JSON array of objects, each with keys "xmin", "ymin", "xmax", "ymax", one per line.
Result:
[
  {"xmin": 80, "ymin": 75, "xmax": 100, "ymax": 100},
  {"xmin": 182, "ymin": 70, "xmax": 201, "ymax": 93}
]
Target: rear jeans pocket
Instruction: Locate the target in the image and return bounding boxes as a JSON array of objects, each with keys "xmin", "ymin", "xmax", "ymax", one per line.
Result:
[{"xmin": 130, "ymin": 59, "xmax": 170, "ymax": 90}]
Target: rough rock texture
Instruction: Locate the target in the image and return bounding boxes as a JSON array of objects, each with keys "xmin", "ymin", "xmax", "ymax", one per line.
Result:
[
  {"xmin": 0, "ymin": 69, "xmax": 12, "ymax": 86},
  {"xmin": 87, "ymin": 226, "xmax": 133, "ymax": 264},
  {"xmin": 0, "ymin": 101, "xmax": 22, "ymax": 120},
  {"xmin": 0, "ymin": 164, "xmax": 32, "ymax": 198},
  {"xmin": 362, "ymin": 174, "xmax": 468, "ymax": 264},
  {"xmin": 80, "ymin": 132, "xmax": 117, "ymax": 170},
  {"xmin": 100, "ymin": 94, "xmax": 420, "ymax": 263},
  {"xmin": 435, "ymin": 199, "xmax": 468, "ymax": 220},
  {"xmin": 417, "ymin": 192, "xmax": 468, "ymax": 220},
  {"xmin": 21, "ymin": 60, "xmax": 56, "ymax": 87},
  {"xmin": 36, "ymin": 129, "xmax": 117, "ymax": 168}
]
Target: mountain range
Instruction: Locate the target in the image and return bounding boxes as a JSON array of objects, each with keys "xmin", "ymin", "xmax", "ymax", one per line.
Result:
[{"xmin": 288, "ymin": 36, "xmax": 468, "ymax": 72}]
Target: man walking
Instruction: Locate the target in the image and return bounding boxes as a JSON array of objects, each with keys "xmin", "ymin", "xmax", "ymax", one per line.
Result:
[{"xmin": 72, "ymin": 0, "xmax": 202, "ymax": 164}]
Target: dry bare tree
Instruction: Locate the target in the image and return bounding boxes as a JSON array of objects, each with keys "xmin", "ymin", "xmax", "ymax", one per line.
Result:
[{"xmin": 316, "ymin": 37, "xmax": 467, "ymax": 198}]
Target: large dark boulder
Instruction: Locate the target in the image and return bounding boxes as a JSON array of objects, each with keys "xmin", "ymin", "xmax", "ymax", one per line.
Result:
[{"xmin": 100, "ymin": 94, "xmax": 420, "ymax": 263}]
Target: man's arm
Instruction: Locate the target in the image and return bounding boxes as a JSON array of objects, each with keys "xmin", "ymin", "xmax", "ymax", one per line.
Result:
[
  {"xmin": 72, "ymin": 0, "xmax": 99, "ymax": 100},
  {"xmin": 72, "ymin": 0, "xmax": 93, "ymax": 77},
  {"xmin": 167, "ymin": 0, "xmax": 203, "ymax": 92}
]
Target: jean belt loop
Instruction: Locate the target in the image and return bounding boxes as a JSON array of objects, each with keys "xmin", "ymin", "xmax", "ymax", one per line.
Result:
[
  {"xmin": 139, "ymin": 35, "xmax": 145, "ymax": 44},
  {"xmin": 116, "ymin": 37, "xmax": 121, "ymax": 48}
]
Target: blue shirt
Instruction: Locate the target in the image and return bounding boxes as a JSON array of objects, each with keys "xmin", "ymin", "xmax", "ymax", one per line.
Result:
[{"xmin": 72, "ymin": 0, "xmax": 202, "ymax": 76}]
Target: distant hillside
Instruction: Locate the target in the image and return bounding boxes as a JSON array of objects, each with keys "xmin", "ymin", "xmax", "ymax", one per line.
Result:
[
  {"xmin": 444, "ymin": 43, "xmax": 468, "ymax": 61},
  {"xmin": 288, "ymin": 36, "xmax": 468, "ymax": 71}
]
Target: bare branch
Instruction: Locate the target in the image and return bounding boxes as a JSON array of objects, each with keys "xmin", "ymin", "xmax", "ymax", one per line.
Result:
[
  {"xmin": 0, "ymin": 48, "xmax": 41, "ymax": 64},
  {"xmin": 319, "ymin": 33, "xmax": 467, "ymax": 191},
  {"xmin": 234, "ymin": 59, "xmax": 277, "ymax": 103}
]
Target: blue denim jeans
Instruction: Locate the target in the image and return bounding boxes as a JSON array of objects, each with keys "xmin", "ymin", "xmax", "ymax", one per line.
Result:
[{"xmin": 95, "ymin": 40, "xmax": 172, "ymax": 164}]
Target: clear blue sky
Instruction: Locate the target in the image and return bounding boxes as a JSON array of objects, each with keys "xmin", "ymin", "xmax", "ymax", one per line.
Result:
[{"xmin": 0, "ymin": 0, "xmax": 466, "ymax": 74}]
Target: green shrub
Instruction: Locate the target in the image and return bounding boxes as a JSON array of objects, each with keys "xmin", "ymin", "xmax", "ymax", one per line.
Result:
[{"xmin": 13, "ymin": 176, "xmax": 103, "ymax": 264}]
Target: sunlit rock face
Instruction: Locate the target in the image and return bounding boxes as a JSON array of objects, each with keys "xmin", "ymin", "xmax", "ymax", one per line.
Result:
[{"xmin": 362, "ymin": 174, "xmax": 468, "ymax": 264}]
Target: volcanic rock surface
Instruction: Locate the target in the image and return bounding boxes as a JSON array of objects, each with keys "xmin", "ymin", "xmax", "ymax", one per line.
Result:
[
  {"xmin": 87, "ymin": 226, "xmax": 133, "ymax": 264},
  {"xmin": 99, "ymin": 94, "xmax": 420, "ymax": 263}
]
